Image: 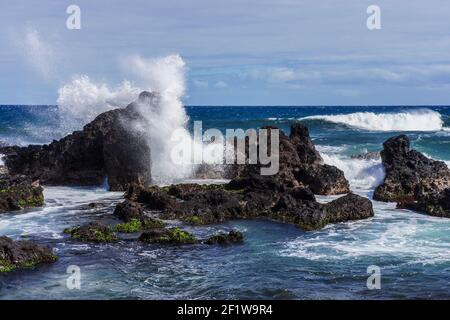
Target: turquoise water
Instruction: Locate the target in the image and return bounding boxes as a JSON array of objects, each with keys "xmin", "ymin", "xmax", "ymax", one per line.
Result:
[{"xmin": 0, "ymin": 105, "xmax": 449, "ymax": 299}]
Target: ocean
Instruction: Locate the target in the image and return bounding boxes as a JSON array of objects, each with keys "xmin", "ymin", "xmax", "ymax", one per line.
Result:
[{"xmin": 0, "ymin": 105, "xmax": 449, "ymax": 299}]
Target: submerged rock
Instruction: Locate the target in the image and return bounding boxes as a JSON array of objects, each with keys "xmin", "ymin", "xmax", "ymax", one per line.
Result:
[
  {"xmin": 204, "ymin": 230, "xmax": 244, "ymax": 245},
  {"xmin": 0, "ymin": 236, "xmax": 57, "ymax": 273},
  {"xmin": 115, "ymin": 217, "xmax": 166, "ymax": 233},
  {"xmin": 0, "ymin": 174, "xmax": 44, "ymax": 213},
  {"xmin": 374, "ymin": 135, "xmax": 450, "ymax": 217},
  {"xmin": 351, "ymin": 152, "xmax": 380, "ymax": 160},
  {"xmin": 64, "ymin": 221, "xmax": 118, "ymax": 243},
  {"xmin": 0, "ymin": 92, "xmax": 154, "ymax": 191},
  {"xmin": 139, "ymin": 227, "xmax": 197, "ymax": 244}
]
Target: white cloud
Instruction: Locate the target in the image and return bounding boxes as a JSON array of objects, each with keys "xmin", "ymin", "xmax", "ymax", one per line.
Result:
[
  {"xmin": 214, "ymin": 80, "xmax": 228, "ymax": 88},
  {"xmin": 269, "ymin": 67, "xmax": 296, "ymax": 83}
]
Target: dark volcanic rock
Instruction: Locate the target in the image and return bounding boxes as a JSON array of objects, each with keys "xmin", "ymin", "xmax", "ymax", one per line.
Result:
[
  {"xmin": 324, "ymin": 193, "xmax": 374, "ymax": 224},
  {"xmin": 403, "ymin": 187, "xmax": 450, "ymax": 218},
  {"xmin": 197, "ymin": 122, "xmax": 350, "ymax": 195},
  {"xmin": 139, "ymin": 227, "xmax": 197, "ymax": 245},
  {"xmin": 373, "ymin": 135, "xmax": 450, "ymax": 218},
  {"xmin": 0, "ymin": 174, "xmax": 44, "ymax": 213},
  {"xmin": 351, "ymin": 152, "xmax": 380, "ymax": 161},
  {"xmin": 204, "ymin": 230, "xmax": 244, "ymax": 245},
  {"xmin": 114, "ymin": 200, "xmax": 144, "ymax": 222},
  {"xmin": 233, "ymin": 123, "xmax": 350, "ymax": 195},
  {"xmin": 0, "ymin": 236, "xmax": 57, "ymax": 273},
  {"xmin": 270, "ymin": 192, "xmax": 373, "ymax": 230},
  {"xmin": 0, "ymin": 92, "xmax": 154, "ymax": 191},
  {"xmin": 64, "ymin": 221, "xmax": 118, "ymax": 243},
  {"xmin": 125, "ymin": 180, "xmax": 373, "ymax": 231}
]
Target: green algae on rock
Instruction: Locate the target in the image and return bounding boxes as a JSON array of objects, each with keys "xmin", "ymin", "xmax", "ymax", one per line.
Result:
[{"xmin": 0, "ymin": 236, "xmax": 57, "ymax": 273}]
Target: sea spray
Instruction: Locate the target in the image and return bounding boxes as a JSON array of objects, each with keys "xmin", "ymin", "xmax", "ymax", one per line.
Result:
[
  {"xmin": 316, "ymin": 146, "xmax": 385, "ymax": 191},
  {"xmin": 56, "ymin": 54, "xmax": 197, "ymax": 184},
  {"xmin": 126, "ymin": 55, "xmax": 197, "ymax": 183},
  {"xmin": 57, "ymin": 75, "xmax": 141, "ymax": 126}
]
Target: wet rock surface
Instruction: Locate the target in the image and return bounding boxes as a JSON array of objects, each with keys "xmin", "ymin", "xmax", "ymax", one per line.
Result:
[
  {"xmin": 124, "ymin": 174, "xmax": 373, "ymax": 231},
  {"xmin": 374, "ymin": 135, "xmax": 450, "ymax": 217},
  {"xmin": 64, "ymin": 221, "xmax": 119, "ymax": 243},
  {"xmin": 204, "ymin": 230, "xmax": 244, "ymax": 245},
  {"xmin": 0, "ymin": 236, "xmax": 57, "ymax": 273},
  {"xmin": 139, "ymin": 227, "xmax": 197, "ymax": 245},
  {"xmin": 351, "ymin": 152, "xmax": 380, "ymax": 160},
  {"xmin": 114, "ymin": 200, "xmax": 144, "ymax": 222},
  {"xmin": 0, "ymin": 174, "xmax": 44, "ymax": 213},
  {"xmin": 227, "ymin": 123, "xmax": 350, "ymax": 195}
]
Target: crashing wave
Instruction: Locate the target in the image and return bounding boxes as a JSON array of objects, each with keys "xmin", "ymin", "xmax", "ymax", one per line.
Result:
[
  {"xmin": 300, "ymin": 109, "xmax": 444, "ymax": 132},
  {"xmin": 316, "ymin": 146, "xmax": 385, "ymax": 191},
  {"xmin": 56, "ymin": 54, "xmax": 196, "ymax": 184}
]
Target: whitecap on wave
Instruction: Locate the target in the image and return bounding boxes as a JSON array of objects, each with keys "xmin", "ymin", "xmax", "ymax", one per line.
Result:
[{"xmin": 300, "ymin": 109, "xmax": 444, "ymax": 132}]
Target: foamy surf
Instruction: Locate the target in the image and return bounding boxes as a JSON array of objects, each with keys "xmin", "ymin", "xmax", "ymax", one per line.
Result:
[
  {"xmin": 279, "ymin": 200, "xmax": 450, "ymax": 265},
  {"xmin": 316, "ymin": 146, "xmax": 385, "ymax": 191},
  {"xmin": 300, "ymin": 109, "xmax": 444, "ymax": 132}
]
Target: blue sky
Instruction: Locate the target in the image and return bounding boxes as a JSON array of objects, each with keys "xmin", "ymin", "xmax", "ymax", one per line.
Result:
[{"xmin": 2, "ymin": 0, "xmax": 450, "ymax": 105}]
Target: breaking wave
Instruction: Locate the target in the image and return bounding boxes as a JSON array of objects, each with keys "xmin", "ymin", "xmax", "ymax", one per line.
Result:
[
  {"xmin": 300, "ymin": 109, "xmax": 444, "ymax": 132},
  {"xmin": 316, "ymin": 146, "xmax": 385, "ymax": 191}
]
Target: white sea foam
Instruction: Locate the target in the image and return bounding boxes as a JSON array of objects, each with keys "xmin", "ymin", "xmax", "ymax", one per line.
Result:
[
  {"xmin": 280, "ymin": 201, "xmax": 450, "ymax": 265},
  {"xmin": 0, "ymin": 186, "xmax": 123, "ymax": 239},
  {"xmin": 300, "ymin": 109, "xmax": 444, "ymax": 132},
  {"xmin": 316, "ymin": 145, "xmax": 385, "ymax": 191},
  {"xmin": 0, "ymin": 154, "xmax": 4, "ymax": 166}
]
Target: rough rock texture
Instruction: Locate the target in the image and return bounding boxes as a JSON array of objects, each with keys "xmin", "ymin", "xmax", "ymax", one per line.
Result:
[
  {"xmin": 115, "ymin": 217, "xmax": 166, "ymax": 233},
  {"xmin": 0, "ymin": 92, "xmax": 154, "ymax": 191},
  {"xmin": 139, "ymin": 228, "xmax": 197, "ymax": 245},
  {"xmin": 351, "ymin": 152, "xmax": 380, "ymax": 160},
  {"xmin": 205, "ymin": 230, "xmax": 244, "ymax": 245},
  {"xmin": 0, "ymin": 174, "xmax": 44, "ymax": 213},
  {"xmin": 374, "ymin": 135, "xmax": 450, "ymax": 217},
  {"xmin": 0, "ymin": 236, "xmax": 57, "ymax": 273},
  {"xmin": 401, "ymin": 187, "xmax": 450, "ymax": 218},
  {"xmin": 227, "ymin": 123, "xmax": 350, "ymax": 195},
  {"xmin": 64, "ymin": 221, "xmax": 118, "ymax": 243},
  {"xmin": 125, "ymin": 175, "xmax": 373, "ymax": 231},
  {"xmin": 113, "ymin": 200, "xmax": 144, "ymax": 222}
]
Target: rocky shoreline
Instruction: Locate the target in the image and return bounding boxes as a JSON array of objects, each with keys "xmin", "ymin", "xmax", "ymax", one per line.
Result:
[{"xmin": 0, "ymin": 92, "xmax": 449, "ymax": 273}]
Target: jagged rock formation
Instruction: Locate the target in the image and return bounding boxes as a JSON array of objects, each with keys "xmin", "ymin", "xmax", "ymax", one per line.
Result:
[
  {"xmin": 0, "ymin": 92, "xmax": 154, "ymax": 191},
  {"xmin": 374, "ymin": 135, "xmax": 450, "ymax": 217},
  {"xmin": 225, "ymin": 123, "xmax": 350, "ymax": 195}
]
